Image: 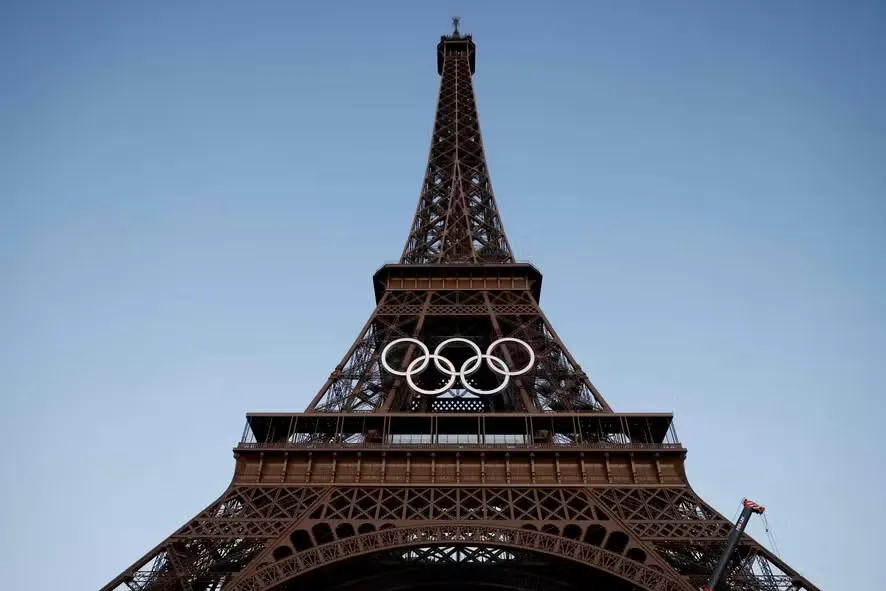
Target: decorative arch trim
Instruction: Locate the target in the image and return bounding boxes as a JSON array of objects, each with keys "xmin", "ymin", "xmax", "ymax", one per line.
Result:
[{"xmin": 229, "ymin": 524, "xmax": 691, "ymax": 591}]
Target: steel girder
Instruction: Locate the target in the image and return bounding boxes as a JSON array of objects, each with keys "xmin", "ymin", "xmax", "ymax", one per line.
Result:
[
  {"xmin": 400, "ymin": 43, "xmax": 513, "ymax": 264},
  {"xmin": 96, "ymin": 24, "xmax": 822, "ymax": 591},
  {"xmin": 99, "ymin": 483, "xmax": 818, "ymax": 591},
  {"xmin": 304, "ymin": 289, "xmax": 611, "ymax": 413}
]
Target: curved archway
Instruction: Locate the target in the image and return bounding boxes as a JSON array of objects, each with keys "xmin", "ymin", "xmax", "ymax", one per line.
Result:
[
  {"xmin": 229, "ymin": 524, "xmax": 688, "ymax": 591},
  {"xmin": 273, "ymin": 560, "xmax": 606, "ymax": 591}
]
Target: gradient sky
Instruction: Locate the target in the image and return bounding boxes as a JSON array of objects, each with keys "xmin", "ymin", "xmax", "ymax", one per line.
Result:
[{"xmin": 1, "ymin": 1, "xmax": 883, "ymax": 589}]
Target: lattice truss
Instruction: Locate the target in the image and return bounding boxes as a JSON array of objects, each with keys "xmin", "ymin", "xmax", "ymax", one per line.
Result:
[
  {"xmin": 102, "ymin": 487, "xmax": 325, "ymax": 591},
  {"xmin": 400, "ymin": 50, "xmax": 513, "ymax": 264},
  {"xmin": 102, "ymin": 485, "xmax": 816, "ymax": 591},
  {"xmin": 306, "ymin": 289, "xmax": 611, "ymax": 413},
  {"xmin": 100, "ymin": 26, "xmax": 820, "ymax": 591},
  {"xmin": 594, "ymin": 488, "xmax": 816, "ymax": 591}
]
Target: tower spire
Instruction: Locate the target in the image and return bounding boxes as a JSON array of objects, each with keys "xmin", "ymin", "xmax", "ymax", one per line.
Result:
[{"xmin": 400, "ymin": 20, "xmax": 513, "ymax": 264}]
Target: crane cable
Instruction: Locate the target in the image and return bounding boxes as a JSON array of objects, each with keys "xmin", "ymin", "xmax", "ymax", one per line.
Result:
[
  {"xmin": 730, "ymin": 500, "xmax": 743, "ymax": 523},
  {"xmin": 761, "ymin": 512, "xmax": 783, "ymax": 558},
  {"xmin": 730, "ymin": 499, "xmax": 783, "ymax": 559}
]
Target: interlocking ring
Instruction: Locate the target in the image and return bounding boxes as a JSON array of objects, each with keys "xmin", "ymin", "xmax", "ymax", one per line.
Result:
[{"xmin": 380, "ymin": 337, "xmax": 536, "ymax": 396}]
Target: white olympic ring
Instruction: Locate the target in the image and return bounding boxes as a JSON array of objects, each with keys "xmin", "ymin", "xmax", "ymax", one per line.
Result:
[{"xmin": 380, "ymin": 337, "xmax": 536, "ymax": 396}]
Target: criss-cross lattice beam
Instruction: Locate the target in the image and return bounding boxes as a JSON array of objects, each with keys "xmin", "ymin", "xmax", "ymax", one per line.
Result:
[
  {"xmin": 593, "ymin": 487, "xmax": 821, "ymax": 591},
  {"xmin": 100, "ymin": 483, "xmax": 820, "ymax": 591},
  {"xmin": 400, "ymin": 36, "xmax": 513, "ymax": 264},
  {"xmin": 304, "ymin": 289, "xmax": 611, "ymax": 413},
  {"xmin": 229, "ymin": 524, "xmax": 690, "ymax": 591},
  {"xmin": 99, "ymin": 487, "xmax": 330, "ymax": 591}
]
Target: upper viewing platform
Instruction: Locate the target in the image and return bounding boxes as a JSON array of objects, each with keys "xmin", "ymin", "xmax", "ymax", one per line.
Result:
[{"xmin": 437, "ymin": 16, "xmax": 476, "ymax": 74}]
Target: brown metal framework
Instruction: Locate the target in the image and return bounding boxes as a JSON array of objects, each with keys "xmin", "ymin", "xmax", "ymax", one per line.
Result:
[
  {"xmin": 400, "ymin": 21, "xmax": 512, "ymax": 265},
  {"xmin": 99, "ymin": 20, "xmax": 822, "ymax": 591}
]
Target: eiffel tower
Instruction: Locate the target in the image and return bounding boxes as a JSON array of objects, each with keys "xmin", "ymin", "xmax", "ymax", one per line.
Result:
[{"xmin": 100, "ymin": 20, "xmax": 822, "ymax": 591}]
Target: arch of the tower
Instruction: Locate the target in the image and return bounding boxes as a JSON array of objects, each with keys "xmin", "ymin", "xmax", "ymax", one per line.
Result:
[{"xmin": 229, "ymin": 524, "xmax": 688, "ymax": 591}]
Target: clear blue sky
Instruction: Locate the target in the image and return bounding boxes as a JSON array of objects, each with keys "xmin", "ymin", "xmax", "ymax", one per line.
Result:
[{"xmin": 1, "ymin": 1, "xmax": 883, "ymax": 589}]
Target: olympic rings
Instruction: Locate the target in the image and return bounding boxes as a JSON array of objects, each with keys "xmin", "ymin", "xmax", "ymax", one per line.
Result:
[{"xmin": 380, "ymin": 337, "xmax": 536, "ymax": 396}]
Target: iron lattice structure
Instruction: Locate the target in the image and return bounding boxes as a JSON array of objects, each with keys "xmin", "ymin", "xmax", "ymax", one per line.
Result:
[{"xmin": 100, "ymin": 21, "xmax": 822, "ymax": 591}]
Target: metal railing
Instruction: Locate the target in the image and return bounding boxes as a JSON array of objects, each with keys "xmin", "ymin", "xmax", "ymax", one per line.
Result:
[{"xmin": 236, "ymin": 441, "xmax": 683, "ymax": 451}]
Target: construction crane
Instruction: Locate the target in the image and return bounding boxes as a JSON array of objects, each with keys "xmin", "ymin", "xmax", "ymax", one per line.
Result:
[{"xmin": 702, "ymin": 498, "xmax": 766, "ymax": 591}]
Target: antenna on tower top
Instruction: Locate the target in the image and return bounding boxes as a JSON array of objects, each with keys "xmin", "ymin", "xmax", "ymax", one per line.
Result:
[{"xmin": 452, "ymin": 16, "xmax": 461, "ymax": 37}]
